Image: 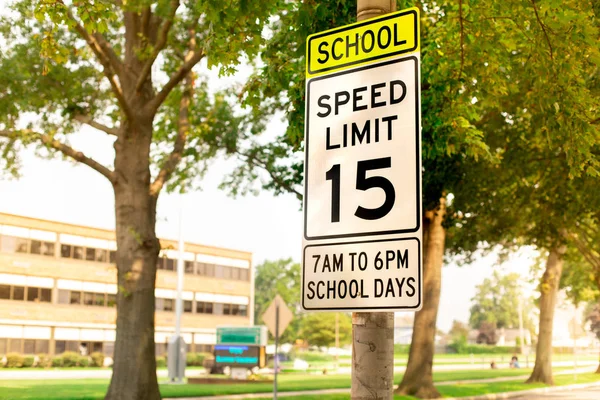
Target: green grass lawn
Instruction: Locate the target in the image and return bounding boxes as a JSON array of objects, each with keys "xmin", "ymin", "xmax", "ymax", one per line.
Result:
[
  {"xmin": 249, "ymin": 373, "xmax": 600, "ymax": 400},
  {"xmin": 1, "ymin": 368, "xmax": 595, "ymax": 400}
]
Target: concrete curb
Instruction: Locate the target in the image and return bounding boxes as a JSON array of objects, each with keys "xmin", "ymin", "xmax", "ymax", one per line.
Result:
[{"xmin": 443, "ymin": 380, "xmax": 600, "ymax": 400}]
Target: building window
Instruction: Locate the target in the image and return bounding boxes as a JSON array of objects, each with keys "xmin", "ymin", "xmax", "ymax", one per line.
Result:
[
  {"xmin": 0, "ymin": 284, "xmax": 9, "ymax": 300},
  {"xmin": 30, "ymin": 240, "xmax": 42, "ymax": 254},
  {"xmin": 95, "ymin": 249, "xmax": 108, "ymax": 263},
  {"xmin": 55, "ymin": 340, "xmax": 66, "ymax": 354},
  {"xmin": 196, "ymin": 301, "xmax": 213, "ymax": 314},
  {"xmin": 107, "ymin": 294, "xmax": 116, "ymax": 307},
  {"xmin": 239, "ymin": 304, "xmax": 248, "ymax": 316},
  {"xmin": 184, "ymin": 300, "xmax": 193, "ymax": 313},
  {"xmin": 222, "ymin": 266, "xmax": 232, "ymax": 280},
  {"xmin": 240, "ymin": 269, "xmax": 249, "ymax": 281},
  {"xmin": 165, "ymin": 258, "xmax": 175, "ymax": 271},
  {"xmin": 85, "ymin": 248, "xmax": 96, "ymax": 261},
  {"xmin": 58, "ymin": 290, "xmax": 70, "ymax": 304},
  {"xmin": 70, "ymin": 291, "xmax": 81, "ymax": 305},
  {"xmin": 213, "ymin": 303, "xmax": 223, "ymax": 315},
  {"xmin": 40, "ymin": 288, "xmax": 51, "ymax": 302},
  {"xmin": 0, "ymin": 338, "xmax": 7, "ymax": 354},
  {"xmin": 36, "ymin": 340, "xmax": 49, "ymax": 354},
  {"xmin": 23, "ymin": 339, "xmax": 35, "ymax": 354},
  {"xmin": 184, "ymin": 261, "xmax": 195, "ymax": 274},
  {"xmin": 61, "ymin": 244, "xmax": 72, "ymax": 258},
  {"xmin": 104, "ymin": 342, "xmax": 114, "ymax": 356},
  {"xmin": 26, "ymin": 287, "xmax": 40, "ymax": 302},
  {"xmin": 231, "ymin": 267, "xmax": 240, "ymax": 280},
  {"xmin": 12, "ymin": 286, "xmax": 25, "ymax": 301},
  {"xmin": 84, "ymin": 292, "xmax": 94, "ymax": 306},
  {"xmin": 73, "ymin": 246, "xmax": 84, "ymax": 260},
  {"xmin": 9, "ymin": 338, "xmax": 22, "ymax": 353},
  {"xmin": 156, "ymin": 298, "xmax": 174, "ymax": 312},
  {"xmin": 109, "ymin": 251, "xmax": 117, "ymax": 264},
  {"xmin": 94, "ymin": 293, "xmax": 105, "ymax": 306}
]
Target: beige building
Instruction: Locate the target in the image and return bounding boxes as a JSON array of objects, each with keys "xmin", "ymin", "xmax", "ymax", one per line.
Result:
[{"xmin": 0, "ymin": 213, "xmax": 253, "ymax": 356}]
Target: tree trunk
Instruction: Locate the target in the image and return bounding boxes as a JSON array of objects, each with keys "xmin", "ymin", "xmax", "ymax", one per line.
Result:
[
  {"xmin": 352, "ymin": 1, "xmax": 397, "ymax": 399},
  {"xmin": 351, "ymin": 312, "xmax": 395, "ymax": 399},
  {"xmin": 105, "ymin": 116, "xmax": 161, "ymax": 400},
  {"xmin": 395, "ymin": 198, "xmax": 446, "ymax": 399},
  {"xmin": 525, "ymin": 247, "xmax": 566, "ymax": 386}
]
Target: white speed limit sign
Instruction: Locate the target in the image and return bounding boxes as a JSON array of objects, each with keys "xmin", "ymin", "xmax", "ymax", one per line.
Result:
[{"xmin": 302, "ymin": 9, "xmax": 422, "ymax": 312}]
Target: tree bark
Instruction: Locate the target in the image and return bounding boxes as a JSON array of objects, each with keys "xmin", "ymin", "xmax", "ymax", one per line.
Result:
[
  {"xmin": 395, "ymin": 198, "xmax": 446, "ymax": 399},
  {"xmin": 352, "ymin": 1, "xmax": 397, "ymax": 399},
  {"xmin": 351, "ymin": 312, "xmax": 395, "ymax": 399},
  {"xmin": 525, "ymin": 247, "xmax": 566, "ymax": 386},
  {"xmin": 105, "ymin": 115, "xmax": 161, "ymax": 400}
]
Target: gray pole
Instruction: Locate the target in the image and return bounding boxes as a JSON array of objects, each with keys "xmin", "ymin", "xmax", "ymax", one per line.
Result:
[
  {"xmin": 352, "ymin": 1, "xmax": 396, "ymax": 399},
  {"xmin": 175, "ymin": 200, "xmax": 185, "ymax": 381},
  {"xmin": 274, "ymin": 302, "xmax": 279, "ymax": 399}
]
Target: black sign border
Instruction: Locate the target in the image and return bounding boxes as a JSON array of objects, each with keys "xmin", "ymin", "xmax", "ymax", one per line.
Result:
[
  {"xmin": 304, "ymin": 56, "xmax": 421, "ymax": 241},
  {"xmin": 302, "ymin": 237, "xmax": 422, "ymax": 311},
  {"xmin": 307, "ymin": 9, "xmax": 418, "ymax": 76}
]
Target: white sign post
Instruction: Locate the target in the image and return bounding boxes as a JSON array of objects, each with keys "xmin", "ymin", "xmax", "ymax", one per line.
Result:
[{"xmin": 302, "ymin": 9, "xmax": 422, "ymax": 312}]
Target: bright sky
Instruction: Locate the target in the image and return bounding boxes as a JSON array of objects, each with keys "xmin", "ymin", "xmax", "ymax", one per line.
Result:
[{"xmin": 0, "ymin": 4, "xmax": 542, "ymax": 333}]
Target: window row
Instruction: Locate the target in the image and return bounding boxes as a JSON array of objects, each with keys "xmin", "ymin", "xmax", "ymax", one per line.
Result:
[
  {"xmin": 156, "ymin": 299, "xmax": 247, "ymax": 317},
  {"xmin": 57, "ymin": 290, "xmax": 116, "ymax": 308},
  {"xmin": 0, "ymin": 284, "xmax": 51, "ymax": 303},
  {"xmin": 0, "ymin": 338, "xmax": 214, "ymax": 357},
  {"xmin": 0, "ymin": 338, "xmax": 50, "ymax": 355},
  {"xmin": 1, "ymin": 234, "xmax": 250, "ymax": 283},
  {"xmin": 60, "ymin": 244, "xmax": 117, "ymax": 264},
  {"xmin": 157, "ymin": 258, "xmax": 250, "ymax": 282},
  {"xmin": 0, "ymin": 235, "xmax": 55, "ymax": 256}
]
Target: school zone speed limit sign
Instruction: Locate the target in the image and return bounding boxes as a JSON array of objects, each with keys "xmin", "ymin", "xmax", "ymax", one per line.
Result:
[{"xmin": 301, "ymin": 8, "xmax": 422, "ymax": 312}]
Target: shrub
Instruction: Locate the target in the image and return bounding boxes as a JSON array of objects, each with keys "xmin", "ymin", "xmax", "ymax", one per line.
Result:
[
  {"xmin": 61, "ymin": 351, "xmax": 79, "ymax": 367},
  {"xmin": 446, "ymin": 343, "xmax": 520, "ymax": 355},
  {"xmin": 78, "ymin": 356, "xmax": 90, "ymax": 367},
  {"xmin": 90, "ymin": 352, "xmax": 105, "ymax": 367},
  {"xmin": 22, "ymin": 356, "xmax": 35, "ymax": 368},
  {"xmin": 156, "ymin": 356, "xmax": 166, "ymax": 368},
  {"xmin": 186, "ymin": 352, "xmax": 212, "ymax": 367},
  {"xmin": 51, "ymin": 356, "xmax": 63, "ymax": 367},
  {"xmin": 5, "ymin": 353, "xmax": 24, "ymax": 368},
  {"xmin": 36, "ymin": 354, "xmax": 53, "ymax": 368}
]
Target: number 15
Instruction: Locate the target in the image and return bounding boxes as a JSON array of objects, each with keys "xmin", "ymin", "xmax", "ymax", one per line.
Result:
[{"xmin": 325, "ymin": 157, "xmax": 396, "ymax": 223}]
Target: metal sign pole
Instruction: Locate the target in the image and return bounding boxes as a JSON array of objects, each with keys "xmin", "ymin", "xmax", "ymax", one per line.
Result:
[{"xmin": 274, "ymin": 302, "xmax": 279, "ymax": 399}]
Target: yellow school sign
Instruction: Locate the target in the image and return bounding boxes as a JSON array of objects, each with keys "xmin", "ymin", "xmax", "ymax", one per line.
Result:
[{"xmin": 306, "ymin": 8, "xmax": 420, "ymax": 78}]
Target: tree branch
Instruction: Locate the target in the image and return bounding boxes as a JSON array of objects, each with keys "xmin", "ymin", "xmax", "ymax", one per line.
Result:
[
  {"xmin": 149, "ymin": 73, "xmax": 191, "ymax": 197},
  {"xmin": 149, "ymin": 28, "xmax": 195, "ymax": 196},
  {"xmin": 64, "ymin": 7, "xmax": 133, "ymax": 120},
  {"xmin": 73, "ymin": 115, "xmax": 119, "ymax": 136},
  {"xmin": 530, "ymin": 0, "xmax": 553, "ymax": 60},
  {"xmin": 136, "ymin": 0, "xmax": 180, "ymax": 92},
  {"xmin": 0, "ymin": 130, "xmax": 115, "ymax": 182},
  {"xmin": 235, "ymin": 150, "xmax": 302, "ymax": 201},
  {"xmin": 147, "ymin": 49, "xmax": 204, "ymax": 115}
]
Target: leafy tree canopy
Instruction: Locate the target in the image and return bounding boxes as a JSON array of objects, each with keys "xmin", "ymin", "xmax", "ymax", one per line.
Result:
[
  {"xmin": 299, "ymin": 312, "xmax": 352, "ymax": 348},
  {"xmin": 469, "ymin": 271, "xmax": 535, "ymax": 333},
  {"xmin": 254, "ymin": 258, "xmax": 301, "ymax": 343}
]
